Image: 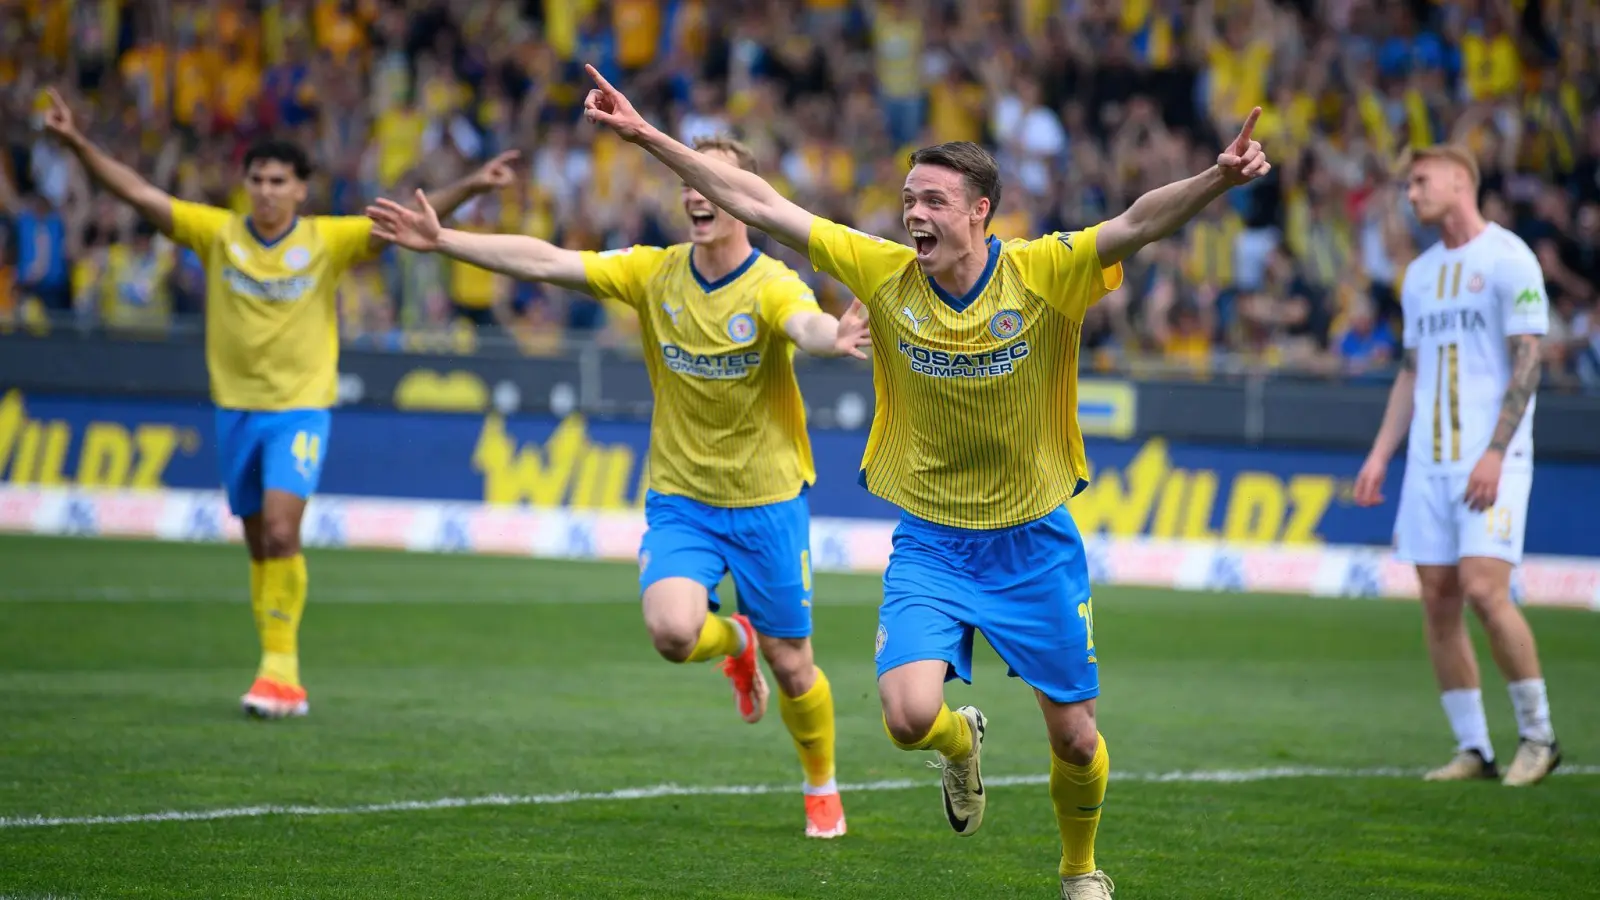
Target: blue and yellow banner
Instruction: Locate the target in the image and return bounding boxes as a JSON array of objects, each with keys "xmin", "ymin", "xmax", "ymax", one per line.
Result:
[{"xmin": 2, "ymin": 389, "xmax": 1597, "ymax": 557}]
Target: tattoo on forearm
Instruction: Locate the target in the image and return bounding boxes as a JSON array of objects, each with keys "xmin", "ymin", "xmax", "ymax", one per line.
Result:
[{"xmin": 1490, "ymin": 335, "xmax": 1541, "ymax": 452}]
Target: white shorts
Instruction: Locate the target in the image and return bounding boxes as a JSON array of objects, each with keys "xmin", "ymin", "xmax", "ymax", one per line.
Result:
[{"xmin": 1394, "ymin": 467, "xmax": 1532, "ymax": 566}]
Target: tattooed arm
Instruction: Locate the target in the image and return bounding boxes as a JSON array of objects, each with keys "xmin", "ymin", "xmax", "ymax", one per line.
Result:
[
  {"xmin": 1465, "ymin": 335, "xmax": 1541, "ymax": 511},
  {"xmin": 1488, "ymin": 334, "xmax": 1542, "ymax": 453}
]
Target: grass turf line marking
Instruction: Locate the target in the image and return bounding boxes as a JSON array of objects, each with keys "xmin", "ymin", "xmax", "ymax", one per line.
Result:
[{"xmin": 5, "ymin": 765, "xmax": 1597, "ymax": 830}]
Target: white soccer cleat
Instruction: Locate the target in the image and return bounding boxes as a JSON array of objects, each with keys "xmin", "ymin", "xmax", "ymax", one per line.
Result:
[
  {"xmin": 934, "ymin": 705, "xmax": 986, "ymax": 836},
  {"xmin": 1061, "ymin": 870, "xmax": 1115, "ymax": 899},
  {"xmin": 1502, "ymin": 738, "xmax": 1561, "ymax": 787},
  {"xmin": 1423, "ymin": 748, "xmax": 1498, "ymax": 782}
]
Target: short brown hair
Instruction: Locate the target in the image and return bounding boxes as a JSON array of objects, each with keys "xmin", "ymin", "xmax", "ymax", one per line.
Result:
[
  {"xmin": 694, "ymin": 135, "xmax": 759, "ymax": 174},
  {"xmin": 907, "ymin": 142, "xmax": 1002, "ymax": 227},
  {"xmin": 1398, "ymin": 143, "xmax": 1480, "ymax": 189}
]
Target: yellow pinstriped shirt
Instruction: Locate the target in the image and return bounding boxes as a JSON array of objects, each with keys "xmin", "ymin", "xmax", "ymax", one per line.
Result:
[
  {"xmin": 808, "ymin": 219, "xmax": 1123, "ymax": 529},
  {"xmin": 583, "ymin": 245, "xmax": 820, "ymax": 507}
]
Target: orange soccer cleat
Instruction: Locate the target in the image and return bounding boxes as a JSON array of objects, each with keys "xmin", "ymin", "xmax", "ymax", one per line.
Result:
[
  {"xmin": 804, "ymin": 791, "xmax": 847, "ymax": 839},
  {"xmin": 719, "ymin": 613, "xmax": 769, "ymax": 724},
  {"xmin": 240, "ymin": 676, "xmax": 309, "ymax": 719}
]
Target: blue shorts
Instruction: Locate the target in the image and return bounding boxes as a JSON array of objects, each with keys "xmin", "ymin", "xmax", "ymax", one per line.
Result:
[
  {"xmin": 638, "ymin": 488, "xmax": 814, "ymax": 639},
  {"xmin": 875, "ymin": 504, "xmax": 1098, "ymax": 704},
  {"xmin": 214, "ymin": 408, "xmax": 332, "ymax": 518}
]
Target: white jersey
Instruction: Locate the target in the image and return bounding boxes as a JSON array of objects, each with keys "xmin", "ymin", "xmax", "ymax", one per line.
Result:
[{"xmin": 1401, "ymin": 223, "xmax": 1548, "ymax": 474}]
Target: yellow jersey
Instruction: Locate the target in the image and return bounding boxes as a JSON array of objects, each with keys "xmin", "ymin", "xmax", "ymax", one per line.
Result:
[
  {"xmin": 582, "ymin": 245, "xmax": 820, "ymax": 508},
  {"xmin": 170, "ymin": 200, "xmax": 373, "ymax": 411},
  {"xmin": 808, "ymin": 218, "xmax": 1123, "ymax": 529}
]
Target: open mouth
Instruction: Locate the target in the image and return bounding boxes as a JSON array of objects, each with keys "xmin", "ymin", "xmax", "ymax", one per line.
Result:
[
  {"xmin": 688, "ymin": 210, "xmax": 716, "ymax": 228},
  {"xmin": 910, "ymin": 229, "xmax": 938, "ymax": 256}
]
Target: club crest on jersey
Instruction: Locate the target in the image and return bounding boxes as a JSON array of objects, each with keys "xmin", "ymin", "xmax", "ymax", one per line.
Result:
[
  {"xmin": 727, "ymin": 312, "xmax": 757, "ymax": 343},
  {"xmin": 1467, "ymin": 272, "xmax": 1485, "ymax": 293},
  {"xmin": 283, "ymin": 247, "xmax": 311, "ymax": 271},
  {"xmin": 875, "ymin": 623, "xmax": 887, "ymax": 660},
  {"xmin": 989, "ymin": 309, "xmax": 1024, "ymax": 340}
]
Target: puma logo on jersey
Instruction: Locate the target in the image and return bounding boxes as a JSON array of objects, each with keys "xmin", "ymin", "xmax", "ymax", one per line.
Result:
[
  {"xmin": 662, "ymin": 302, "xmax": 684, "ymax": 326},
  {"xmin": 902, "ymin": 306, "xmax": 929, "ymax": 333}
]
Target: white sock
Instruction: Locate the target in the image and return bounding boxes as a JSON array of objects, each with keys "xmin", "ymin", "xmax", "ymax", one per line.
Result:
[
  {"xmin": 803, "ymin": 777, "xmax": 838, "ymax": 797},
  {"xmin": 732, "ymin": 618, "xmax": 749, "ymax": 656},
  {"xmin": 1507, "ymin": 679, "xmax": 1554, "ymax": 744},
  {"xmin": 1440, "ymin": 689, "xmax": 1494, "ymax": 762}
]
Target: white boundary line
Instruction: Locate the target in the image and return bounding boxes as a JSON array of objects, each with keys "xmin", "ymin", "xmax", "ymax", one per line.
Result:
[{"xmin": 5, "ymin": 765, "xmax": 1596, "ymax": 830}]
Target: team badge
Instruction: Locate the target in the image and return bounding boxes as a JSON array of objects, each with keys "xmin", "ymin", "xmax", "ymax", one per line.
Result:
[
  {"xmin": 1467, "ymin": 272, "xmax": 1485, "ymax": 293},
  {"xmin": 988, "ymin": 309, "xmax": 1023, "ymax": 340},
  {"xmin": 874, "ymin": 623, "xmax": 887, "ymax": 660},
  {"xmin": 727, "ymin": 312, "xmax": 757, "ymax": 343},
  {"xmin": 284, "ymin": 247, "xmax": 311, "ymax": 271},
  {"xmin": 638, "ymin": 549, "xmax": 651, "ymax": 574}
]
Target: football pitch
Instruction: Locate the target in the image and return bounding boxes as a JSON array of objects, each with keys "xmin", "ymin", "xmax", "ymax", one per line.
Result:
[{"xmin": 1, "ymin": 535, "xmax": 1597, "ymax": 899}]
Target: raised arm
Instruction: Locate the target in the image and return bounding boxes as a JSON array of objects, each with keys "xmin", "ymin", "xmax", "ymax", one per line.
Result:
[
  {"xmin": 581, "ymin": 64, "xmax": 815, "ymax": 254},
  {"xmin": 367, "ymin": 150, "xmax": 521, "ymax": 255},
  {"xmin": 42, "ymin": 88, "xmax": 174, "ymax": 235},
  {"xmin": 1095, "ymin": 108, "xmax": 1271, "ymax": 268},
  {"xmin": 366, "ymin": 190, "xmax": 591, "ymax": 293},
  {"xmin": 784, "ymin": 299, "xmax": 871, "ymax": 360}
]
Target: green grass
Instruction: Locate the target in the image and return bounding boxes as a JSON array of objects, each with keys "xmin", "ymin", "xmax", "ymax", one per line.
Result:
[{"xmin": 0, "ymin": 534, "xmax": 1596, "ymax": 899}]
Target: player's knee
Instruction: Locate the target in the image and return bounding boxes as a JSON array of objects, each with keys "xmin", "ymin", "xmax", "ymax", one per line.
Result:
[
  {"xmin": 1047, "ymin": 718, "xmax": 1099, "ymax": 766},
  {"xmin": 648, "ymin": 620, "xmax": 699, "ymax": 663},
  {"xmin": 1420, "ymin": 592, "xmax": 1465, "ymax": 634},
  {"xmin": 1460, "ymin": 574, "xmax": 1509, "ymax": 617},
  {"xmin": 260, "ymin": 517, "xmax": 301, "ymax": 558},
  {"xmin": 881, "ymin": 704, "xmax": 938, "ymax": 747}
]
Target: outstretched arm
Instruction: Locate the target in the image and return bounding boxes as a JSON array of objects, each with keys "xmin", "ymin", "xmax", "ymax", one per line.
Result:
[
  {"xmin": 367, "ymin": 191, "xmax": 591, "ymax": 292},
  {"xmin": 1095, "ymin": 107, "xmax": 1270, "ymax": 268},
  {"xmin": 784, "ymin": 299, "xmax": 871, "ymax": 360},
  {"xmin": 581, "ymin": 64, "xmax": 815, "ymax": 254},
  {"xmin": 42, "ymin": 89, "xmax": 174, "ymax": 235},
  {"xmin": 367, "ymin": 150, "xmax": 521, "ymax": 254}
]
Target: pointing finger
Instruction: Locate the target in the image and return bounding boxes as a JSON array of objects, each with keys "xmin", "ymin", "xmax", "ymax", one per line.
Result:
[
  {"xmin": 584, "ymin": 63, "xmax": 617, "ymax": 95},
  {"xmin": 1236, "ymin": 106, "xmax": 1261, "ymax": 149}
]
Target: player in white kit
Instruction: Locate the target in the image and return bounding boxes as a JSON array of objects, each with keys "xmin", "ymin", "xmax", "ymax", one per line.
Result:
[{"xmin": 1354, "ymin": 144, "xmax": 1560, "ymax": 787}]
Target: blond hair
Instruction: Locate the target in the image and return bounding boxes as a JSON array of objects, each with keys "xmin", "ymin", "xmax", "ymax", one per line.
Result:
[
  {"xmin": 1396, "ymin": 143, "xmax": 1480, "ymax": 189},
  {"xmin": 693, "ymin": 135, "xmax": 759, "ymax": 174}
]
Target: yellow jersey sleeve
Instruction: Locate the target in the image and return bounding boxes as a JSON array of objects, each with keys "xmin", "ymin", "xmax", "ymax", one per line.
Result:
[
  {"xmin": 170, "ymin": 199, "xmax": 234, "ymax": 252},
  {"xmin": 581, "ymin": 246, "xmax": 669, "ymax": 309},
  {"xmin": 758, "ymin": 271, "xmax": 822, "ymax": 334},
  {"xmin": 315, "ymin": 215, "xmax": 377, "ymax": 267},
  {"xmin": 807, "ymin": 217, "xmax": 915, "ymax": 309},
  {"xmin": 1010, "ymin": 223, "xmax": 1125, "ymax": 320}
]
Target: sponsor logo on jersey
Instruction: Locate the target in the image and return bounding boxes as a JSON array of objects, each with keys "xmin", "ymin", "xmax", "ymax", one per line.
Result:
[
  {"xmin": 726, "ymin": 312, "xmax": 757, "ymax": 343},
  {"xmin": 660, "ymin": 344, "xmax": 762, "ymax": 379},
  {"xmin": 222, "ymin": 266, "xmax": 315, "ymax": 303},
  {"xmin": 662, "ymin": 302, "xmax": 683, "ymax": 326},
  {"xmin": 989, "ymin": 309, "xmax": 1023, "ymax": 340},
  {"xmin": 1515, "ymin": 287, "xmax": 1542, "ymax": 308},
  {"xmin": 1412, "ymin": 307, "xmax": 1489, "ymax": 338},
  {"xmin": 901, "ymin": 306, "xmax": 929, "ymax": 333},
  {"xmin": 897, "ymin": 339, "xmax": 1029, "ymax": 378},
  {"xmin": 1056, "ymin": 232, "xmax": 1076, "ymax": 250}
]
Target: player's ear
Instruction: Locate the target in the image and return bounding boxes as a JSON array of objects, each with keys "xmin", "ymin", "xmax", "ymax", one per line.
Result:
[{"xmin": 972, "ymin": 196, "xmax": 990, "ymax": 226}]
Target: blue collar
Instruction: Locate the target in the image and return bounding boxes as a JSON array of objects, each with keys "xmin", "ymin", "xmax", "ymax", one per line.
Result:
[
  {"xmin": 245, "ymin": 216, "xmax": 298, "ymax": 248},
  {"xmin": 928, "ymin": 237, "xmax": 1001, "ymax": 313},
  {"xmin": 691, "ymin": 248, "xmax": 762, "ymax": 293}
]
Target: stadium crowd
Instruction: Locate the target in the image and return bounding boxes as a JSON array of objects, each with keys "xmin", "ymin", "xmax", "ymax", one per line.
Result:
[{"xmin": 1, "ymin": 0, "xmax": 1598, "ymax": 388}]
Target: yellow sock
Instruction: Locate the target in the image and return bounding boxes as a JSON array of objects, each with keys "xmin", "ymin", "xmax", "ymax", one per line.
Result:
[
  {"xmin": 1052, "ymin": 732, "xmax": 1109, "ymax": 877},
  {"xmin": 684, "ymin": 615, "xmax": 743, "ymax": 662},
  {"xmin": 778, "ymin": 667, "xmax": 837, "ymax": 790},
  {"xmin": 256, "ymin": 555, "xmax": 308, "ymax": 687},
  {"xmin": 886, "ymin": 703, "xmax": 972, "ymax": 761},
  {"xmin": 248, "ymin": 560, "xmax": 266, "ymax": 634}
]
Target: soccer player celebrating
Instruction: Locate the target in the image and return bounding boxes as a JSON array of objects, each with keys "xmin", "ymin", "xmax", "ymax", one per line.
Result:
[
  {"xmin": 41, "ymin": 88, "xmax": 515, "ymax": 719},
  {"xmin": 364, "ymin": 136, "xmax": 869, "ymax": 839},
  {"xmin": 581, "ymin": 66, "xmax": 1268, "ymax": 897},
  {"xmin": 1354, "ymin": 144, "xmax": 1560, "ymax": 787}
]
